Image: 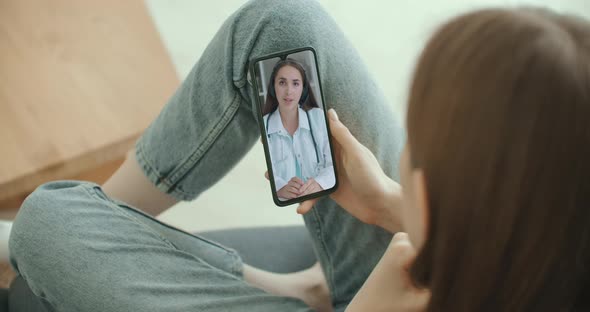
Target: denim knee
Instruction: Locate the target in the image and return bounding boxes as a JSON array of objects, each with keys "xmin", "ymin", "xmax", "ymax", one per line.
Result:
[{"xmin": 9, "ymin": 180, "xmax": 98, "ymax": 272}]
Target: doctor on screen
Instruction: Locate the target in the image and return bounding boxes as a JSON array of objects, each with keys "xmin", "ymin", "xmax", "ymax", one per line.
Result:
[{"xmin": 262, "ymin": 59, "xmax": 335, "ymax": 200}]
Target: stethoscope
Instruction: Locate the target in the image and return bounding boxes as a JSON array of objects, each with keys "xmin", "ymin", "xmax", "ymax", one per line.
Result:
[{"xmin": 265, "ymin": 107, "xmax": 320, "ymax": 164}]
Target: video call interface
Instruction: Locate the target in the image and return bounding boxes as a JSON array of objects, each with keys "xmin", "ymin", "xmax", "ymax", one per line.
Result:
[{"xmin": 254, "ymin": 50, "xmax": 336, "ymax": 203}]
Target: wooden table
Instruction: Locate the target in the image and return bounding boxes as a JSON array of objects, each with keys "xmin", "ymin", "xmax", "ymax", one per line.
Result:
[{"xmin": 0, "ymin": 0, "xmax": 179, "ymax": 213}]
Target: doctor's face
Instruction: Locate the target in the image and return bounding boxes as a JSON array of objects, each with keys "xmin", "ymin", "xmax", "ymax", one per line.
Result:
[{"xmin": 274, "ymin": 65, "xmax": 303, "ymax": 112}]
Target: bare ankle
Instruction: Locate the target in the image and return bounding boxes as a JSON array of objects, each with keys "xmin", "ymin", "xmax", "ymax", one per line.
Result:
[{"xmin": 243, "ymin": 262, "xmax": 333, "ymax": 312}]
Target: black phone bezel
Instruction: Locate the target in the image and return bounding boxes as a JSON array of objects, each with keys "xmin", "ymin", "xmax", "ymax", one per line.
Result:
[{"xmin": 248, "ymin": 47, "xmax": 339, "ymax": 207}]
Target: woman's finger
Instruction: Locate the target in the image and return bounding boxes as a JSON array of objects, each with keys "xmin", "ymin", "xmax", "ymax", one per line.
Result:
[
  {"xmin": 391, "ymin": 232, "xmax": 410, "ymax": 244},
  {"xmin": 328, "ymin": 109, "xmax": 359, "ymax": 152},
  {"xmin": 307, "ymin": 180, "xmax": 320, "ymax": 194},
  {"xmin": 289, "ymin": 186, "xmax": 300, "ymax": 195},
  {"xmin": 284, "ymin": 189, "xmax": 298, "ymax": 199},
  {"xmin": 264, "ymin": 171, "xmax": 269, "ymax": 180},
  {"xmin": 291, "ymin": 176, "xmax": 304, "ymax": 186},
  {"xmin": 299, "ymin": 179, "xmax": 313, "ymax": 194},
  {"xmin": 311, "ymin": 184, "xmax": 322, "ymax": 193},
  {"xmin": 389, "ymin": 232, "xmax": 418, "ymax": 270},
  {"xmin": 297, "ymin": 198, "xmax": 319, "ymax": 214},
  {"xmin": 289, "ymin": 180, "xmax": 303, "ymax": 189},
  {"xmin": 289, "ymin": 177, "xmax": 301, "ymax": 186}
]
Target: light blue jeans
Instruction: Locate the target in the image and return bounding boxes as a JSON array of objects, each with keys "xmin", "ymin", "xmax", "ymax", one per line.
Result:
[{"xmin": 9, "ymin": 0, "xmax": 405, "ymax": 311}]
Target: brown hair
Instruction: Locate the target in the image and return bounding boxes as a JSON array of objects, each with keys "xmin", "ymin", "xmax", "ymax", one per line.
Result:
[
  {"xmin": 261, "ymin": 59, "xmax": 318, "ymax": 115},
  {"xmin": 406, "ymin": 8, "xmax": 590, "ymax": 311}
]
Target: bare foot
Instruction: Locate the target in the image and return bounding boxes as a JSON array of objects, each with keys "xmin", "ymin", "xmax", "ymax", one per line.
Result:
[
  {"xmin": 243, "ymin": 262, "xmax": 333, "ymax": 312},
  {"xmin": 286, "ymin": 262, "xmax": 332, "ymax": 312}
]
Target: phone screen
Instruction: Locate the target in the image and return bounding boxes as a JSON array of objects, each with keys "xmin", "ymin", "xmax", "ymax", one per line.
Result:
[{"xmin": 250, "ymin": 48, "xmax": 338, "ymax": 206}]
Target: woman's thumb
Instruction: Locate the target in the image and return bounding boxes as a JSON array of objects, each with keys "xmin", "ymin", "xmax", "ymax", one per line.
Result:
[
  {"xmin": 389, "ymin": 233, "xmax": 418, "ymax": 269},
  {"xmin": 328, "ymin": 108, "xmax": 339, "ymax": 122},
  {"xmin": 328, "ymin": 109, "xmax": 356, "ymax": 150}
]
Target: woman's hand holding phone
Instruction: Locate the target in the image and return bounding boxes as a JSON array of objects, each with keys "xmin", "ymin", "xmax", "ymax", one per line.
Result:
[{"xmin": 298, "ymin": 109, "xmax": 403, "ymax": 233}]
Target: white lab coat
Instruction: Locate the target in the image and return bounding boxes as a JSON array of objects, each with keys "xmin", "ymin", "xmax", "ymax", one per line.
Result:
[{"xmin": 263, "ymin": 107, "xmax": 335, "ymax": 194}]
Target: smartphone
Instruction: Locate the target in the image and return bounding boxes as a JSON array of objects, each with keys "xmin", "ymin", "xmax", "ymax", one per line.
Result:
[{"xmin": 249, "ymin": 47, "xmax": 338, "ymax": 206}]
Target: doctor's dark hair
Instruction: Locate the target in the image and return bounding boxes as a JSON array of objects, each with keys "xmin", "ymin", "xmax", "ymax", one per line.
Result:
[
  {"xmin": 406, "ymin": 8, "xmax": 590, "ymax": 311},
  {"xmin": 262, "ymin": 59, "xmax": 319, "ymax": 115}
]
